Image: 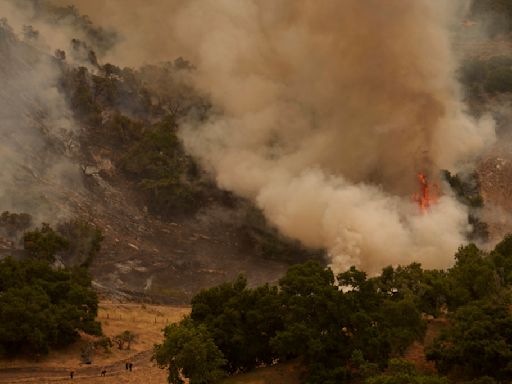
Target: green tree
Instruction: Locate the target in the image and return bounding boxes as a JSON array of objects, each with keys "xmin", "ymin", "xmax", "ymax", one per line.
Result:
[
  {"xmin": 490, "ymin": 234, "xmax": 512, "ymax": 284},
  {"xmin": 445, "ymin": 244, "xmax": 501, "ymax": 309},
  {"xmin": 113, "ymin": 330, "xmax": 135, "ymax": 350},
  {"xmin": 23, "ymin": 223, "xmax": 69, "ymax": 263},
  {"xmin": 374, "ymin": 263, "xmax": 449, "ymax": 317},
  {"xmin": 191, "ymin": 275, "xmax": 282, "ymax": 372},
  {"xmin": 271, "ymin": 261, "xmax": 355, "ymax": 383},
  {"xmin": 365, "ymin": 358, "xmax": 450, "ymax": 384},
  {"xmin": 154, "ymin": 318, "xmax": 226, "ymax": 384},
  {"xmin": 121, "ymin": 118, "xmax": 203, "ymax": 215},
  {"xmin": 0, "ymin": 258, "xmax": 100, "ymax": 356},
  {"xmin": 426, "ymin": 301, "xmax": 512, "ymax": 381}
]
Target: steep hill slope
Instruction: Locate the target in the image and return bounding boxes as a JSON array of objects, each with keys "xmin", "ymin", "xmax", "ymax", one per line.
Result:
[{"xmin": 0, "ymin": 6, "xmax": 322, "ymax": 302}]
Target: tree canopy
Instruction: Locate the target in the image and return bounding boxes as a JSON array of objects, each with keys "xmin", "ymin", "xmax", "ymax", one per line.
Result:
[
  {"xmin": 0, "ymin": 257, "xmax": 101, "ymax": 356},
  {"xmin": 155, "ymin": 234, "xmax": 512, "ymax": 384}
]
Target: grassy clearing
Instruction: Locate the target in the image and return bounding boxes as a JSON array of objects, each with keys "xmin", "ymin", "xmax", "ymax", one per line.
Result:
[
  {"xmin": 0, "ymin": 301, "xmax": 190, "ymax": 370},
  {"xmin": 0, "ymin": 302, "xmax": 303, "ymax": 384}
]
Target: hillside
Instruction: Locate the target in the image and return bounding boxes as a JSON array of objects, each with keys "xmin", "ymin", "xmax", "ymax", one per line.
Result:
[
  {"xmin": 4, "ymin": 2, "xmax": 512, "ymax": 383},
  {"xmin": 0, "ymin": 2, "xmax": 324, "ymax": 302},
  {"xmin": 0, "ymin": 1, "xmax": 511, "ymax": 303}
]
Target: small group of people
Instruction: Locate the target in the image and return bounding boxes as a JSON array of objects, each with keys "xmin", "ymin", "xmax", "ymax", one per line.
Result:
[{"xmin": 68, "ymin": 362, "xmax": 133, "ymax": 379}]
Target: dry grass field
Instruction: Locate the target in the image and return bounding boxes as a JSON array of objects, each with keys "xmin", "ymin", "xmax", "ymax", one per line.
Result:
[
  {"xmin": 0, "ymin": 301, "xmax": 302, "ymax": 384},
  {"xmin": 0, "ymin": 301, "xmax": 190, "ymax": 383}
]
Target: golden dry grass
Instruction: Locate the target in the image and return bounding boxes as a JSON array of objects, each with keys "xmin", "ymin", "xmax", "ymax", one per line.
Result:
[
  {"xmin": 0, "ymin": 301, "xmax": 302, "ymax": 384},
  {"xmin": 0, "ymin": 301, "xmax": 190, "ymax": 383},
  {"xmin": 96, "ymin": 301, "xmax": 190, "ymax": 361}
]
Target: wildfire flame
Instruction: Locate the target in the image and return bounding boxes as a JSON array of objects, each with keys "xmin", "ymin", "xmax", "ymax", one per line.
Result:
[{"xmin": 412, "ymin": 172, "xmax": 438, "ymax": 213}]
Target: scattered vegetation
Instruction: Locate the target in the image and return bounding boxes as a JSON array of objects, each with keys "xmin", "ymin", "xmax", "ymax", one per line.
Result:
[{"xmin": 113, "ymin": 330, "xmax": 136, "ymax": 350}]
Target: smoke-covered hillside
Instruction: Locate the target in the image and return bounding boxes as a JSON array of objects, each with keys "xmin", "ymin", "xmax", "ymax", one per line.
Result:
[
  {"xmin": 0, "ymin": 0, "xmax": 331, "ymax": 302},
  {"xmin": 2, "ymin": 0, "xmax": 512, "ymax": 301},
  {"xmin": 53, "ymin": 0, "xmax": 495, "ymax": 273}
]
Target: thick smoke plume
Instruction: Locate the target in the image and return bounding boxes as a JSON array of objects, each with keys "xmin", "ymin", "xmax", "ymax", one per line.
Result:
[
  {"xmin": 55, "ymin": 0, "xmax": 495, "ymax": 272},
  {"xmin": 0, "ymin": 1, "xmax": 84, "ymax": 224}
]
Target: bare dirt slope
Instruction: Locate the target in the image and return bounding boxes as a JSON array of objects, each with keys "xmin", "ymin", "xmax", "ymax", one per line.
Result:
[
  {"xmin": 478, "ymin": 140, "xmax": 512, "ymax": 244},
  {"xmin": 59, "ymin": 161, "xmax": 289, "ymax": 303},
  {"xmin": 402, "ymin": 318, "xmax": 448, "ymax": 374}
]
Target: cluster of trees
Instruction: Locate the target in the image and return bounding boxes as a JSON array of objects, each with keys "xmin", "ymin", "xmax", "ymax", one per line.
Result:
[
  {"xmin": 119, "ymin": 117, "xmax": 207, "ymax": 215},
  {"xmin": 155, "ymin": 261, "xmax": 427, "ymax": 384},
  {"xmin": 0, "ymin": 257, "xmax": 101, "ymax": 356},
  {"xmin": 59, "ymin": 60, "xmax": 213, "ymax": 216},
  {"xmin": 20, "ymin": 219, "xmax": 102, "ymax": 267},
  {"xmin": 155, "ymin": 235, "xmax": 512, "ymax": 384},
  {"xmin": 0, "ymin": 216, "xmax": 104, "ymax": 357}
]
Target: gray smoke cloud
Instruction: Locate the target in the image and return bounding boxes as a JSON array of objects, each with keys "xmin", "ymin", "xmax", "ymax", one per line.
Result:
[
  {"xmin": 53, "ymin": 0, "xmax": 496, "ymax": 272},
  {"xmin": 0, "ymin": 1, "xmax": 84, "ymax": 224}
]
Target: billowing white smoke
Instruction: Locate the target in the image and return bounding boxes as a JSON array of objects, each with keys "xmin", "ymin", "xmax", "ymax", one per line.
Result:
[
  {"xmin": 52, "ymin": 0, "xmax": 496, "ymax": 272},
  {"xmin": 172, "ymin": 0, "xmax": 495, "ymax": 273}
]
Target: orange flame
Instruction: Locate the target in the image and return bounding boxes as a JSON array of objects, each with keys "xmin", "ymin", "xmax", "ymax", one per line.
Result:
[{"xmin": 412, "ymin": 172, "xmax": 438, "ymax": 213}]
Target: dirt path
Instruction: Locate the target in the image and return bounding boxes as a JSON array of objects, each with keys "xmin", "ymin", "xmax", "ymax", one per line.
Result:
[
  {"xmin": 0, "ymin": 350, "xmax": 152, "ymax": 383},
  {"xmin": 403, "ymin": 318, "xmax": 448, "ymax": 374}
]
